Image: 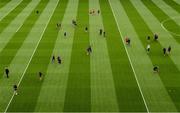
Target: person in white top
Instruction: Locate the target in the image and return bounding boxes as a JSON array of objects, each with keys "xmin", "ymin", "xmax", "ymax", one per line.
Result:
[{"xmin": 146, "ymin": 44, "xmax": 150, "ymax": 53}]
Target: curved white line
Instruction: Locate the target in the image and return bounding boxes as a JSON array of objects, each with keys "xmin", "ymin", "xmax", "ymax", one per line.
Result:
[{"xmin": 160, "ymin": 16, "xmax": 180, "ymax": 37}]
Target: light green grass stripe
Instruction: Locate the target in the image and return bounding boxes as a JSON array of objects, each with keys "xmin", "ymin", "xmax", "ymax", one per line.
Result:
[
  {"xmin": 174, "ymin": 0, "xmax": 180, "ymax": 5},
  {"xmin": 152, "ymin": 0, "xmax": 180, "ymax": 26},
  {"xmin": 0, "ymin": 0, "xmax": 11, "ymax": 10},
  {"xmin": 128, "ymin": 0, "xmax": 180, "ymax": 111},
  {"xmin": 0, "ymin": 0, "xmax": 40, "ymax": 53},
  {"xmin": 63, "ymin": 0, "xmax": 91, "ymax": 111},
  {"xmin": 0, "ymin": 0, "xmax": 41, "ymax": 111},
  {"xmin": 1, "ymin": 0, "xmax": 58, "ymax": 112},
  {"xmin": 89, "ymin": 0, "xmax": 119, "ymax": 112},
  {"xmin": 132, "ymin": 0, "xmax": 180, "ymax": 79},
  {"xmin": 163, "ymin": 0, "xmax": 180, "ymax": 14},
  {"xmin": 0, "ymin": 0, "xmax": 22, "ymax": 21},
  {"xmin": 110, "ymin": 0, "xmax": 177, "ymax": 111},
  {"xmin": 100, "ymin": 0, "xmax": 146, "ymax": 111},
  {"xmin": 35, "ymin": 0, "xmax": 79, "ymax": 111}
]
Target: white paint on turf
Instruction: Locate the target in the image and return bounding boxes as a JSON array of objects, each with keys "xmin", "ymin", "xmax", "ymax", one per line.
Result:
[
  {"xmin": 108, "ymin": 0, "xmax": 150, "ymax": 112},
  {"xmin": 34, "ymin": 0, "xmax": 79, "ymax": 111},
  {"xmin": 0, "ymin": 0, "xmax": 23, "ymax": 21},
  {"xmin": 4, "ymin": 0, "xmax": 59, "ymax": 112},
  {"xmin": 161, "ymin": 16, "xmax": 180, "ymax": 37},
  {"xmin": 0, "ymin": 0, "xmax": 41, "ymax": 53}
]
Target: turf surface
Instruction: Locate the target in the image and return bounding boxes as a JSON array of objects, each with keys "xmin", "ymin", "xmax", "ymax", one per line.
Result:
[{"xmin": 0, "ymin": 0, "xmax": 180, "ymax": 112}]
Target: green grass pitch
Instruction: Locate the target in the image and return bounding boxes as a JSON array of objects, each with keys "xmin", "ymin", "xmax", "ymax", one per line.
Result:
[{"xmin": 0, "ymin": 0, "xmax": 180, "ymax": 112}]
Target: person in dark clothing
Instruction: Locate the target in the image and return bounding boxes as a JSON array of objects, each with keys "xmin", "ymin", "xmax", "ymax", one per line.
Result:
[
  {"xmin": 64, "ymin": 32, "xmax": 67, "ymax": 37},
  {"xmin": 153, "ymin": 66, "xmax": 159, "ymax": 73},
  {"xmin": 163, "ymin": 48, "xmax": 166, "ymax": 56},
  {"xmin": 103, "ymin": 31, "xmax": 106, "ymax": 37},
  {"xmin": 147, "ymin": 36, "xmax": 150, "ymax": 42},
  {"xmin": 97, "ymin": 10, "xmax": 100, "ymax": 14},
  {"xmin": 5, "ymin": 68, "xmax": 9, "ymax": 78},
  {"xmin": 57, "ymin": 56, "xmax": 62, "ymax": 64},
  {"xmin": 86, "ymin": 46, "xmax": 92, "ymax": 55},
  {"xmin": 72, "ymin": 20, "xmax": 77, "ymax": 26},
  {"xmin": 154, "ymin": 34, "xmax": 158, "ymax": 41},
  {"xmin": 168, "ymin": 46, "xmax": 171, "ymax": 54},
  {"xmin": 99, "ymin": 29, "xmax": 103, "ymax": 35},
  {"xmin": 56, "ymin": 23, "xmax": 61, "ymax": 29},
  {"xmin": 125, "ymin": 37, "xmax": 131, "ymax": 45},
  {"xmin": 13, "ymin": 84, "xmax": 18, "ymax": 95},
  {"xmin": 52, "ymin": 55, "xmax": 55, "ymax": 63},
  {"xmin": 127, "ymin": 38, "xmax": 131, "ymax": 45},
  {"xmin": 36, "ymin": 10, "xmax": 39, "ymax": 14},
  {"xmin": 39, "ymin": 72, "xmax": 43, "ymax": 81},
  {"xmin": 85, "ymin": 27, "xmax": 88, "ymax": 32}
]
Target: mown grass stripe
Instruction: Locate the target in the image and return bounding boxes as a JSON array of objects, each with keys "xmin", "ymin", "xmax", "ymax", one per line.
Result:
[
  {"xmin": 0, "ymin": 0, "xmax": 44, "ymax": 80},
  {"xmin": 163, "ymin": 0, "xmax": 180, "ymax": 13},
  {"xmin": 109, "ymin": 0, "xmax": 150, "ymax": 112},
  {"xmin": 89, "ymin": 0, "xmax": 119, "ymax": 112},
  {"xmin": 141, "ymin": 0, "xmax": 180, "ymax": 43},
  {"xmin": 174, "ymin": 0, "xmax": 180, "ymax": 5},
  {"xmin": 121, "ymin": 0, "xmax": 180, "ymax": 111},
  {"xmin": 0, "ymin": 0, "xmax": 22, "ymax": 22},
  {"xmin": 35, "ymin": 0, "xmax": 79, "ymax": 111},
  {"xmin": 131, "ymin": 0, "xmax": 180, "ymax": 79},
  {"xmin": 142, "ymin": 0, "xmax": 180, "ymax": 69},
  {"xmin": 0, "ymin": 0, "xmax": 49, "ymax": 111},
  {"xmin": 153, "ymin": 0, "xmax": 180, "ymax": 30},
  {"xmin": 6, "ymin": 0, "xmax": 64, "ymax": 112},
  {"xmin": 0, "ymin": 0, "xmax": 11, "ymax": 9},
  {"xmin": 99, "ymin": 0, "xmax": 147, "ymax": 112},
  {"xmin": 63, "ymin": 0, "xmax": 91, "ymax": 112},
  {"xmin": 111, "ymin": 0, "xmax": 177, "ymax": 111},
  {"xmin": 152, "ymin": 0, "xmax": 180, "ymax": 27},
  {"xmin": 0, "ymin": 0, "xmax": 28, "ymax": 34}
]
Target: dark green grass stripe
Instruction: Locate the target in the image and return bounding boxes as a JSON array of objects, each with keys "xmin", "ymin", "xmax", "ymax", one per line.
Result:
[
  {"xmin": 163, "ymin": 0, "xmax": 180, "ymax": 13},
  {"xmin": 0, "ymin": 0, "xmax": 31, "ymax": 34},
  {"xmin": 0, "ymin": 0, "xmax": 11, "ymax": 9},
  {"xmin": 141, "ymin": 0, "xmax": 180, "ymax": 43},
  {"xmin": 63, "ymin": 0, "xmax": 91, "ymax": 112},
  {"xmin": 7, "ymin": 0, "xmax": 68, "ymax": 112},
  {"xmin": 99, "ymin": 0, "xmax": 147, "ymax": 112},
  {"xmin": 0, "ymin": 0, "xmax": 49, "ymax": 79},
  {"xmin": 121, "ymin": 0, "xmax": 180, "ymax": 111}
]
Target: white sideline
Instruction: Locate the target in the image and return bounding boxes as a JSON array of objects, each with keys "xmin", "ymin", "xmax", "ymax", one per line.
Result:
[
  {"xmin": 3, "ymin": 0, "xmax": 59, "ymax": 112},
  {"xmin": 108, "ymin": 0, "xmax": 150, "ymax": 112}
]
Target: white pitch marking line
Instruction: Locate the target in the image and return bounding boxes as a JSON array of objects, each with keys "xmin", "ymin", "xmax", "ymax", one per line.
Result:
[
  {"xmin": 4, "ymin": 0, "xmax": 59, "ymax": 112},
  {"xmin": 108, "ymin": 0, "xmax": 150, "ymax": 112},
  {"xmin": 161, "ymin": 16, "xmax": 180, "ymax": 37},
  {"xmin": 16, "ymin": 23, "xmax": 24, "ymax": 33},
  {"xmin": 0, "ymin": 0, "xmax": 23, "ymax": 22}
]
